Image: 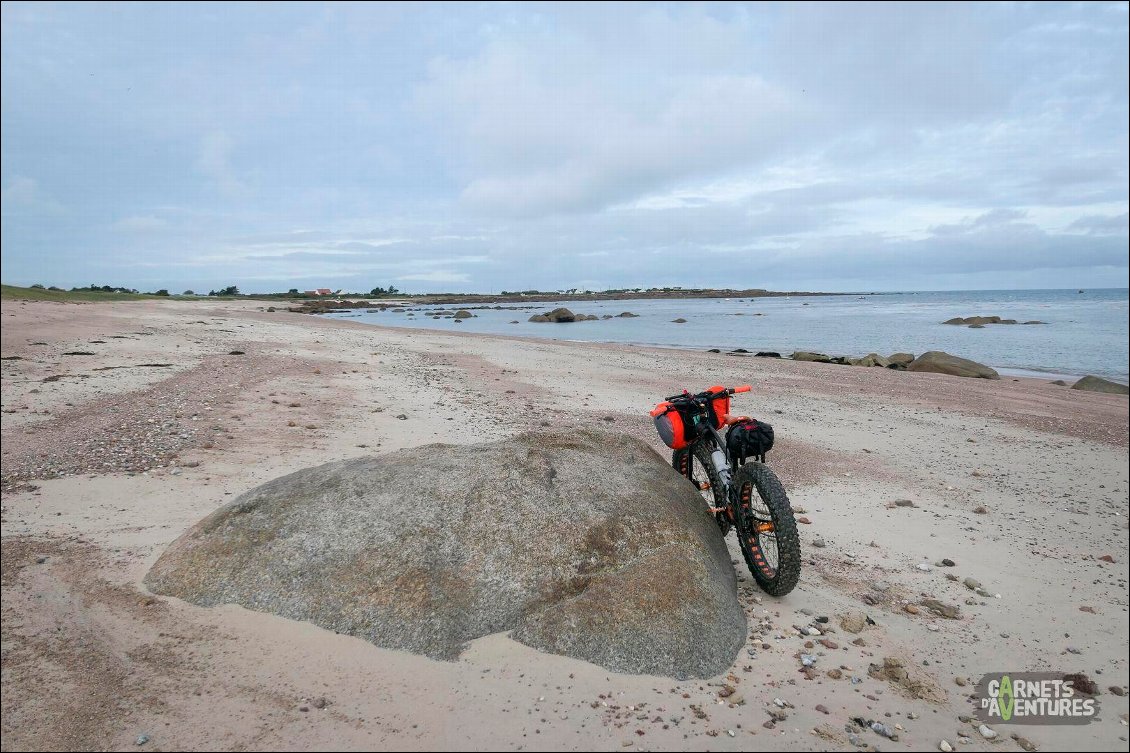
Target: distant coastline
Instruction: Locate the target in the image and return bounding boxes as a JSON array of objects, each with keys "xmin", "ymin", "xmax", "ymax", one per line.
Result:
[{"xmin": 290, "ymin": 288, "xmax": 847, "ymax": 311}]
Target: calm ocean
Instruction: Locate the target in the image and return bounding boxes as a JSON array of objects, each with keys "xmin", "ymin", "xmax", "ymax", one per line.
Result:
[{"xmin": 328, "ymin": 288, "xmax": 1129, "ymax": 383}]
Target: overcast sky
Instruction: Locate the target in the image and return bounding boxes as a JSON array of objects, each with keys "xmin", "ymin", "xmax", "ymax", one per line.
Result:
[{"xmin": 2, "ymin": 2, "xmax": 1127, "ymax": 293}]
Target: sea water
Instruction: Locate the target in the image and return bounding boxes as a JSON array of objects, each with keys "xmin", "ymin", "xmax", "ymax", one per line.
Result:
[{"xmin": 328, "ymin": 288, "xmax": 1129, "ymax": 383}]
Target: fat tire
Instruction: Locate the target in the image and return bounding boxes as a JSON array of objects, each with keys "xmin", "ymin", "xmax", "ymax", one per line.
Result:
[
  {"xmin": 732, "ymin": 461, "xmax": 801, "ymax": 596},
  {"xmin": 672, "ymin": 443, "xmax": 731, "ymax": 536}
]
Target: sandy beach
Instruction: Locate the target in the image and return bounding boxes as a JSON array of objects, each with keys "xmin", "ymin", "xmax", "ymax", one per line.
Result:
[{"xmin": 2, "ymin": 297, "xmax": 1127, "ymax": 752}]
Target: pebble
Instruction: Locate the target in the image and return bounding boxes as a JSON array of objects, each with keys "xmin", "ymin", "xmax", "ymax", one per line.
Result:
[
  {"xmin": 978, "ymin": 724, "xmax": 997, "ymax": 739},
  {"xmin": 136, "ymin": 735, "xmax": 150, "ymax": 746},
  {"xmin": 915, "ymin": 563, "xmax": 932, "ymax": 571},
  {"xmin": 812, "ymin": 537, "xmax": 827, "ymax": 548},
  {"xmin": 939, "ymin": 740, "xmax": 953, "ymax": 752},
  {"xmin": 871, "ymin": 721, "xmax": 896, "ymax": 739}
]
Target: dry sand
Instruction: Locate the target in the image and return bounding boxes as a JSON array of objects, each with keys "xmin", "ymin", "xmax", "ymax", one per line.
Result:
[{"xmin": 2, "ymin": 297, "xmax": 1127, "ymax": 752}]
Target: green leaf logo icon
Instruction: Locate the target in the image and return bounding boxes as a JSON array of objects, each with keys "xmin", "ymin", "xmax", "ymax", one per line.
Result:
[{"xmin": 999, "ymin": 675, "xmax": 1015, "ymax": 721}]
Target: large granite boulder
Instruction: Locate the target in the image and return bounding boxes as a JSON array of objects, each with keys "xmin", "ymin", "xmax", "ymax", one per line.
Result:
[
  {"xmin": 146, "ymin": 430, "xmax": 746, "ymax": 679},
  {"xmin": 1071, "ymin": 376, "xmax": 1129, "ymax": 395},
  {"xmin": 907, "ymin": 351, "xmax": 999, "ymax": 380}
]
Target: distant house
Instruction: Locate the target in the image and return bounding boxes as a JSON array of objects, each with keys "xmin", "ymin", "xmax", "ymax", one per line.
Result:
[{"xmin": 303, "ymin": 288, "xmax": 334, "ymax": 296}]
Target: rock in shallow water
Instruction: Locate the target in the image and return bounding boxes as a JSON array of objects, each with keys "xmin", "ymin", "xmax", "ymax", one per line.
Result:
[{"xmin": 145, "ymin": 430, "xmax": 746, "ymax": 678}]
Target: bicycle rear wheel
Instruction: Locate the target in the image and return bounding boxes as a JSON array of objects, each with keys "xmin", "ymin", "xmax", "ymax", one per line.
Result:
[
  {"xmin": 672, "ymin": 442, "xmax": 731, "ymax": 536},
  {"xmin": 732, "ymin": 462, "xmax": 800, "ymax": 596}
]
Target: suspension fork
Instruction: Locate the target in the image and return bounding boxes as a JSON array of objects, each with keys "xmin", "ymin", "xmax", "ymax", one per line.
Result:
[{"xmin": 702, "ymin": 425, "xmax": 734, "ymax": 516}]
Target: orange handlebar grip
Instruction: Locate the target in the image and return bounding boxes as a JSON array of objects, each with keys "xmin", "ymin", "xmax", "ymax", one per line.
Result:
[{"xmin": 734, "ymin": 385, "xmax": 752, "ymax": 393}]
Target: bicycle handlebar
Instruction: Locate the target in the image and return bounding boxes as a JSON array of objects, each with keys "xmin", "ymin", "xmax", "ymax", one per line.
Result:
[{"xmin": 662, "ymin": 384, "xmax": 752, "ymax": 403}]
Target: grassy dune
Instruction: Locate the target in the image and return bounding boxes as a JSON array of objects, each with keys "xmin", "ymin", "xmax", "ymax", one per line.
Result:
[{"xmin": 0, "ymin": 284, "xmax": 183, "ymax": 302}]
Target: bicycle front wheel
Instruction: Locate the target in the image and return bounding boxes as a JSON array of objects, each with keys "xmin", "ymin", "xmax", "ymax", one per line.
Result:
[
  {"xmin": 733, "ymin": 462, "xmax": 800, "ymax": 596},
  {"xmin": 672, "ymin": 442, "xmax": 731, "ymax": 536}
]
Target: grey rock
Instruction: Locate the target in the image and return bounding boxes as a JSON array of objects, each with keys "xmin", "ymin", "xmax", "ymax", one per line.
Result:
[
  {"xmin": 855, "ymin": 353, "xmax": 891, "ymax": 368},
  {"xmin": 1071, "ymin": 375, "xmax": 1129, "ymax": 395},
  {"xmin": 907, "ymin": 351, "xmax": 999, "ymax": 380},
  {"xmin": 544, "ymin": 307, "xmax": 576, "ymax": 322},
  {"xmin": 145, "ymin": 430, "xmax": 746, "ymax": 679},
  {"xmin": 792, "ymin": 351, "xmax": 832, "ymax": 363}
]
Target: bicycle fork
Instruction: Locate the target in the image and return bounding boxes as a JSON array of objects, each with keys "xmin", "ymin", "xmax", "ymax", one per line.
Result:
[{"xmin": 705, "ymin": 426, "xmax": 734, "ymax": 516}]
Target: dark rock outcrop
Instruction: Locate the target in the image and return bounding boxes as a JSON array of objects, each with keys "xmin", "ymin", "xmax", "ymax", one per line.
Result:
[
  {"xmin": 1071, "ymin": 376, "xmax": 1129, "ymax": 395},
  {"xmin": 906, "ymin": 351, "xmax": 999, "ymax": 380},
  {"xmin": 146, "ymin": 430, "xmax": 746, "ymax": 679},
  {"xmin": 854, "ymin": 353, "xmax": 891, "ymax": 368}
]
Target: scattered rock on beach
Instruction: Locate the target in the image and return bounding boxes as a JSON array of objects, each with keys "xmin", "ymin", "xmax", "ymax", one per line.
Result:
[
  {"xmin": 792, "ymin": 351, "xmax": 832, "ymax": 363},
  {"xmin": 1071, "ymin": 375, "xmax": 1129, "ymax": 395},
  {"xmin": 145, "ymin": 430, "xmax": 746, "ymax": 679},
  {"xmin": 854, "ymin": 353, "xmax": 891, "ymax": 367},
  {"xmin": 453, "ymin": 310, "xmax": 473, "ymax": 319},
  {"xmin": 887, "ymin": 353, "xmax": 915, "ymax": 370},
  {"xmin": 907, "ymin": 351, "xmax": 999, "ymax": 380}
]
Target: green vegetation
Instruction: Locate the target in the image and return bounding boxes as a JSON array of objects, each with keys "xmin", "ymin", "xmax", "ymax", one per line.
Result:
[{"xmin": 0, "ymin": 284, "xmax": 169, "ymax": 302}]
